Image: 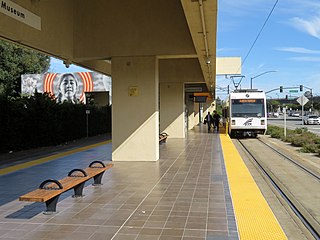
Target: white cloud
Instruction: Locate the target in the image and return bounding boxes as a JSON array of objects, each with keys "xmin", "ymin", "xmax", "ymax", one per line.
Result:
[
  {"xmin": 290, "ymin": 56, "xmax": 320, "ymax": 62},
  {"xmin": 276, "ymin": 47, "xmax": 320, "ymax": 54},
  {"xmin": 290, "ymin": 16, "xmax": 320, "ymax": 39},
  {"xmin": 257, "ymin": 64, "xmax": 265, "ymax": 70},
  {"xmin": 279, "ymin": 0, "xmax": 320, "ymax": 15},
  {"xmin": 217, "ymin": 48, "xmax": 227, "ymax": 53},
  {"xmin": 217, "ymin": 48, "xmax": 238, "ymax": 53}
]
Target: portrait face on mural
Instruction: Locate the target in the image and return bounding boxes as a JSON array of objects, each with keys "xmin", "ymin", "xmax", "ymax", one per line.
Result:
[{"xmin": 57, "ymin": 73, "xmax": 78, "ymax": 103}]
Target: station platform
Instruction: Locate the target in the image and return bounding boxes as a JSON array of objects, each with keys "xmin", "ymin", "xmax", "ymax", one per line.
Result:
[{"xmin": 0, "ymin": 126, "xmax": 287, "ymax": 240}]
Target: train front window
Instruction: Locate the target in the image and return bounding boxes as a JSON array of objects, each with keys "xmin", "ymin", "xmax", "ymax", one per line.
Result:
[{"xmin": 231, "ymin": 99, "xmax": 265, "ymax": 117}]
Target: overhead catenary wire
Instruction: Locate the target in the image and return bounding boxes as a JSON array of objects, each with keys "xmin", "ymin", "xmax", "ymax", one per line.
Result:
[{"xmin": 236, "ymin": 0, "xmax": 279, "ymax": 73}]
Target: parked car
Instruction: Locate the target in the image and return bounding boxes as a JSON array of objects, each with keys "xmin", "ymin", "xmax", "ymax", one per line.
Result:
[
  {"xmin": 292, "ymin": 112, "xmax": 300, "ymax": 117},
  {"xmin": 303, "ymin": 115, "xmax": 320, "ymax": 125}
]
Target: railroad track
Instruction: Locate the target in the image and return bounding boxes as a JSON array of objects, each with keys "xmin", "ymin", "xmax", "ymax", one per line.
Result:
[
  {"xmin": 257, "ymin": 139, "xmax": 320, "ymax": 181},
  {"xmin": 237, "ymin": 138, "xmax": 320, "ymax": 240}
]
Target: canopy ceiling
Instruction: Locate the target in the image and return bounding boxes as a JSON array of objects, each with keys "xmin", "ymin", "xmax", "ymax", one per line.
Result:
[{"xmin": 0, "ymin": 0, "xmax": 217, "ymax": 96}]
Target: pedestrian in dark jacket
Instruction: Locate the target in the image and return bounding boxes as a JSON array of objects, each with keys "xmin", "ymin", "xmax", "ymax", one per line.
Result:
[
  {"xmin": 212, "ymin": 110, "xmax": 221, "ymax": 132},
  {"xmin": 204, "ymin": 112, "xmax": 213, "ymax": 132}
]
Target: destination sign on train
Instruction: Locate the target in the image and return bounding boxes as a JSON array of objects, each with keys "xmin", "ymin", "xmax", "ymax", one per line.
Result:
[
  {"xmin": 232, "ymin": 99, "xmax": 264, "ymax": 103},
  {"xmin": 240, "ymin": 99, "xmax": 256, "ymax": 103}
]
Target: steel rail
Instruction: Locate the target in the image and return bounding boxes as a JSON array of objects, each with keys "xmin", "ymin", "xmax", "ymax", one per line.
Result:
[{"xmin": 258, "ymin": 139, "xmax": 320, "ymax": 181}]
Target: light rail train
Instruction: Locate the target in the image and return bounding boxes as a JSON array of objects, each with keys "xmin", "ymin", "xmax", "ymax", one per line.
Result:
[{"xmin": 222, "ymin": 89, "xmax": 267, "ymax": 137}]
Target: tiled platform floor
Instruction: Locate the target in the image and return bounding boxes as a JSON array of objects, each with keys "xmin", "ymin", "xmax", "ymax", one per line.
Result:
[{"xmin": 0, "ymin": 127, "xmax": 238, "ymax": 240}]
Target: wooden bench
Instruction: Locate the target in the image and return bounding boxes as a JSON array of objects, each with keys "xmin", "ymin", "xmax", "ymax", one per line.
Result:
[
  {"xmin": 159, "ymin": 132, "xmax": 168, "ymax": 144},
  {"xmin": 19, "ymin": 161, "xmax": 113, "ymax": 214}
]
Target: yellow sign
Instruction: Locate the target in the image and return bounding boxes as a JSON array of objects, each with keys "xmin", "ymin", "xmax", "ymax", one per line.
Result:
[{"xmin": 128, "ymin": 86, "xmax": 139, "ymax": 96}]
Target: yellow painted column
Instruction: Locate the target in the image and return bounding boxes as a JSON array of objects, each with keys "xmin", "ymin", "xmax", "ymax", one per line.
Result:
[
  {"xmin": 159, "ymin": 82, "xmax": 185, "ymax": 138},
  {"xmin": 186, "ymin": 97, "xmax": 195, "ymax": 130},
  {"xmin": 194, "ymin": 102, "xmax": 200, "ymax": 126},
  {"xmin": 112, "ymin": 56, "xmax": 159, "ymax": 161}
]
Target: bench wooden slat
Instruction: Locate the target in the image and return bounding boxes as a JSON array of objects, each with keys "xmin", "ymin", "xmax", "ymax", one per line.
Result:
[
  {"xmin": 19, "ymin": 164, "xmax": 113, "ymax": 203},
  {"xmin": 19, "ymin": 177, "xmax": 90, "ymax": 202}
]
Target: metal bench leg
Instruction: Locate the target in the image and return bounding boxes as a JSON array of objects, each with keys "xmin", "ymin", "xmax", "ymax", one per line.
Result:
[
  {"xmin": 44, "ymin": 195, "xmax": 60, "ymax": 214},
  {"xmin": 92, "ymin": 172, "xmax": 105, "ymax": 186},
  {"xmin": 73, "ymin": 182, "xmax": 86, "ymax": 198}
]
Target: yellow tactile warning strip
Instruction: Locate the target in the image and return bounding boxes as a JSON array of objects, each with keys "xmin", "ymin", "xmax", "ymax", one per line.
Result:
[
  {"xmin": 0, "ymin": 140, "xmax": 111, "ymax": 176},
  {"xmin": 220, "ymin": 134, "xmax": 288, "ymax": 240}
]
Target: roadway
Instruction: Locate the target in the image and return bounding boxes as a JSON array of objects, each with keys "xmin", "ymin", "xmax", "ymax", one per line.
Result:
[{"xmin": 268, "ymin": 117, "xmax": 320, "ymax": 135}]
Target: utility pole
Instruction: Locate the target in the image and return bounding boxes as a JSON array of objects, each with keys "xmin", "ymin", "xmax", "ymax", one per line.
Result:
[
  {"xmin": 301, "ymin": 96, "xmax": 304, "ymax": 126},
  {"xmin": 86, "ymin": 109, "xmax": 90, "ymax": 138},
  {"xmin": 283, "ymin": 106, "xmax": 287, "ymax": 138}
]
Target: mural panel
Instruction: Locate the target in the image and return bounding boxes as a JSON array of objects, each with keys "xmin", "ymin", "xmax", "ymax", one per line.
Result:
[{"xmin": 21, "ymin": 72, "xmax": 112, "ymax": 104}]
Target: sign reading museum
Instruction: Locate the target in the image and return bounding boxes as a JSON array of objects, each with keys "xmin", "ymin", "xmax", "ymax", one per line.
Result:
[{"xmin": 1, "ymin": 0, "xmax": 41, "ymax": 30}]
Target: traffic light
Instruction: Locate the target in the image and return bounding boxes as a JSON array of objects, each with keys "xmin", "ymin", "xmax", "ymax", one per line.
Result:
[
  {"xmin": 300, "ymin": 85, "xmax": 303, "ymax": 91},
  {"xmin": 285, "ymin": 95, "xmax": 288, "ymax": 100},
  {"xmin": 280, "ymin": 86, "xmax": 283, "ymax": 93}
]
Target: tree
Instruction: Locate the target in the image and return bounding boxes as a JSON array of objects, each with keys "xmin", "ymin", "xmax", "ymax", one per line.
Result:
[
  {"xmin": 267, "ymin": 99, "xmax": 281, "ymax": 112},
  {"xmin": 0, "ymin": 40, "xmax": 50, "ymax": 95},
  {"xmin": 215, "ymin": 96, "xmax": 223, "ymax": 115}
]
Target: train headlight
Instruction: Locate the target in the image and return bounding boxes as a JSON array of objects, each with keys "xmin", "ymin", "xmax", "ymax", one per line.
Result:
[
  {"xmin": 231, "ymin": 120, "xmax": 235, "ymax": 125},
  {"xmin": 261, "ymin": 120, "xmax": 265, "ymax": 125}
]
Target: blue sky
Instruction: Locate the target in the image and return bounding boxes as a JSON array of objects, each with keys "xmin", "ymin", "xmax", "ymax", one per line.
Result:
[
  {"xmin": 50, "ymin": 0, "xmax": 320, "ymax": 100},
  {"xmin": 217, "ymin": 0, "xmax": 320, "ymax": 99},
  {"xmin": 49, "ymin": 57, "xmax": 88, "ymax": 74}
]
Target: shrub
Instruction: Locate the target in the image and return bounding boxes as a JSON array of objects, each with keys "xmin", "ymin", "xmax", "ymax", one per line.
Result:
[
  {"xmin": 282, "ymin": 133, "xmax": 295, "ymax": 143},
  {"xmin": 290, "ymin": 135, "xmax": 306, "ymax": 147},
  {"xmin": 314, "ymin": 137, "xmax": 320, "ymax": 144},
  {"xmin": 301, "ymin": 143, "xmax": 320, "ymax": 153},
  {"xmin": 267, "ymin": 126, "xmax": 284, "ymax": 139},
  {"xmin": 0, "ymin": 93, "xmax": 111, "ymax": 153},
  {"xmin": 267, "ymin": 125, "xmax": 320, "ymax": 155},
  {"xmin": 266, "ymin": 125, "xmax": 280, "ymax": 135},
  {"xmin": 292, "ymin": 127, "xmax": 308, "ymax": 134}
]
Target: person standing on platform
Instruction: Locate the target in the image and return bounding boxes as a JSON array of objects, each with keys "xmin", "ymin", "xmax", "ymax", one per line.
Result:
[
  {"xmin": 212, "ymin": 110, "xmax": 221, "ymax": 132},
  {"xmin": 204, "ymin": 111, "xmax": 213, "ymax": 132}
]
